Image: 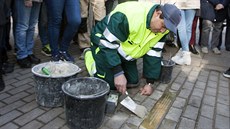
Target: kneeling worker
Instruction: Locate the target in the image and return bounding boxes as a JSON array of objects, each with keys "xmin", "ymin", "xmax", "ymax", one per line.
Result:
[{"xmin": 85, "ymin": 2, "xmax": 181, "ymax": 96}]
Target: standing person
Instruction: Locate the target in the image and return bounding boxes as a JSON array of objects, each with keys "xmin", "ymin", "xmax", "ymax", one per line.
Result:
[
  {"xmin": 200, "ymin": 0, "xmax": 228, "ymax": 54},
  {"xmin": 84, "ymin": 2, "xmax": 181, "ymax": 95},
  {"xmin": 38, "ymin": 2, "xmax": 51, "ymax": 57},
  {"xmin": 74, "ymin": 0, "xmax": 107, "ymax": 60},
  {"xmin": 44, "ymin": 0, "xmax": 81, "ymax": 63},
  {"xmin": 0, "ymin": 0, "xmax": 12, "ymax": 91},
  {"xmin": 14, "ymin": 0, "xmax": 42, "ymax": 68},
  {"xmin": 170, "ymin": 0, "xmax": 200, "ymax": 65},
  {"xmin": 224, "ymin": 3, "xmax": 230, "ymax": 51}
]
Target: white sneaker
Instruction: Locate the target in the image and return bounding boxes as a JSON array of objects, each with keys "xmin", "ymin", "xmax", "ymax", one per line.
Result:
[
  {"xmin": 201, "ymin": 47, "xmax": 208, "ymax": 54},
  {"xmin": 171, "ymin": 48, "xmax": 182, "ymax": 62},
  {"xmin": 173, "ymin": 51, "xmax": 191, "ymax": 65},
  {"xmin": 212, "ymin": 47, "xmax": 221, "ymax": 55}
]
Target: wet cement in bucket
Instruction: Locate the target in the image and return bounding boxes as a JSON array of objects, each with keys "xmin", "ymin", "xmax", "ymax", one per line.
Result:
[
  {"xmin": 31, "ymin": 61, "xmax": 81, "ymax": 107},
  {"xmin": 62, "ymin": 77, "xmax": 110, "ymax": 129}
]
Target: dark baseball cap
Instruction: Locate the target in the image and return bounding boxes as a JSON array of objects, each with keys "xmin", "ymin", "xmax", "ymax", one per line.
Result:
[{"xmin": 161, "ymin": 4, "xmax": 181, "ymax": 34}]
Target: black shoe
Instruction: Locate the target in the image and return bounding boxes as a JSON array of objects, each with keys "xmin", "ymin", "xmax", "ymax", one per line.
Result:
[
  {"xmin": 59, "ymin": 51, "xmax": 75, "ymax": 63},
  {"xmin": 226, "ymin": 48, "xmax": 230, "ymax": 51},
  {"xmin": 51, "ymin": 54, "xmax": 61, "ymax": 62},
  {"xmin": 28, "ymin": 54, "xmax": 41, "ymax": 64},
  {"xmin": 0, "ymin": 75, "xmax": 5, "ymax": 92},
  {"xmin": 189, "ymin": 45, "xmax": 199, "ymax": 55},
  {"xmin": 17, "ymin": 57, "xmax": 32, "ymax": 68},
  {"xmin": 2, "ymin": 62, "xmax": 14, "ymax": 74}
]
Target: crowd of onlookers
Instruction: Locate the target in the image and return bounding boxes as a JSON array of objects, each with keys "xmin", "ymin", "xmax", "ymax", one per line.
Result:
[{"xmin": 1, "ymin": 0, "xmax": 230, "ymax": 92}]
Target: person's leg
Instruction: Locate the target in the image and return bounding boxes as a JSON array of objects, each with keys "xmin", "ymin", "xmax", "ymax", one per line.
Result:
[
  {"xmin": 77, "ymin": 0, "xmax": 90, "ymax": 53},
  {"xmin": 59, "ymin": 0, "xmax": 81, "ymax": 62},
  {"xmin": 0, "ymin": 26, "xmax": 5, "ymax": 91},
  {"xmin": 211, "ymin": 22, "xmax": 223, "ymax": 54},
  {"xmin": 200, "ymin": 20, "xmax": 212, "ymax": 53},
  {"xmin": 45, "ymin": 0, "xmax": 65, "ymax": 57},
  {"xmin": 14, "ymin": 0, "xmax": 31, "ymax": 60},
  {"xmin": 38, "ymin": 2, "xmax": 49, "ymax": 47},
  {"xmin": 105, "ymin": 0, "xmax": 114, "ymax": 15},
  {"xmin": 91, "ymin": 0, "xmax": 106, "ymax": 22},
  {"xmin": 225, "ymin": 18, "xmax": 230, "ymax": 51}
]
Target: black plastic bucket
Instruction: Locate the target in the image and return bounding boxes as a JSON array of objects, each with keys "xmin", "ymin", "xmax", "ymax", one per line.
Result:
[
  {"xmin": 62, "ymin": 77, "xmax": 110, "ymax": 129},
  {"xmin": 160, "ymin": 60, "xmax": 175, "ymax": 84},
  {"xmin": 31, "ymin": 62, "xmax": 81, "ymax": 107}
]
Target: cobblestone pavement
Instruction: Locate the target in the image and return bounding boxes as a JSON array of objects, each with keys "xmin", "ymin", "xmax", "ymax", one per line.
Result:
[{"xmin": 0, "ymin": 36, "xmax": 229, "ymax": 129}]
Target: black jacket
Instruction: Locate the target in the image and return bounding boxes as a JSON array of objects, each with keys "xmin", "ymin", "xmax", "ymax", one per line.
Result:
[
  {"xmin": 200, "ymin": 0, "xmax": 229, "ymax": 22},
  {"xmin": 0, "ymin": 0, "xmax": 12, "ymax": 26}
]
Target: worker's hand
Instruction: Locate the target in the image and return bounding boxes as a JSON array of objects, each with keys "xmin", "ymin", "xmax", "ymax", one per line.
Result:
[
  {"xmin": 114, "ymin": 74, "xmax": 127, "ymax": 95},
  {"xmin": 140, "ymin": 83, "xmax": 153, "ymax": 96},
  {"xmin": 25, "ymin": 1, "xmax": 33, "ymax": 7},
  {"xmin": 215, "ymin": 4, "xmax": 224, "ymax": 10}
]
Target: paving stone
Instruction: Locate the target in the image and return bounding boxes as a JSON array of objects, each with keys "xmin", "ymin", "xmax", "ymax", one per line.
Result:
[
  {"xmin": 178, "ymin": 117, "xmax": 195, "ymax": 129},
  {"xmin": 105, "ymin": 111, "xmax": 129, "ymax": 129},
  {"xmin": 192, "ymin": 88, "xmax": 204, "ymax": 98},
  {"xmin": 158, "ymin": 119, "xmax": 177, "ymax": 129},
  {"xmin": 203, "ymin": 95, "xmax": 216, "ymax": 106},
  {"xmin": 0, "ymin": 92, "xmax": 11, "ymax": 100},
  {"xmin": 188, "ymin": 95, "xmax": 202, "ymax": 108},
  {"xmin": 20, "ymin": 120, "xmax": 43, "ymax": 129},
  {"xmin": 156, "ymin": 84, "xmax": 168, "ymax": 92},
  {"xmin": 217, "ymin": 94, "xmax": 229, "ymax": 106},
  {"xmin": 11, "ymin": 78, "xmax": 33, "ymax": 87},
  {"xmin": 197, "ymin": 116, "xmax": 213, "ymax": 129},
  {"xmin": 209, "ymin": 74, "xmax": 218, "ymax": 81},
  {"xmin": 37, "ymin": 107, "xmax": 64, "ymax": 123},
  {"xmin": 195, "ymin": 81, "xmax": 206, "ymax": 90},
  {"xmin": 178, "ymin": 88, "xmax": 191, "ymax": 99},
  {"xmin": 174, "ymin": 76, "xmax": 186, "ymax": 84},
  {"xmin": 14, "ymin": 108, "xmax": 45, "ymax": 126},
  {"xmin": 218, "ymin": 86, "xmax": 229, "ymax": 96},
  {"xmin": 216, "ymin": 103, "xmax": 230, "ymax": 117},
  {"xmin": 218, "ymin": 80, "xmax": 229, "ymax": 88},
  {"xmin": 121, "ymin": 124, "xmax": 138, "ymax": 129},
  {"xmin": 165, "ymin": 107, "xmax": 182, "ymax": 122},
  {"xmin": 22, "ymin": 94, "xmax": 36, "ymax": 102},
  {"xmin": 0, "ymin": 110, "xmax": 22, "ymax": 126},
  {"xmin": 0, "ymin": 100, "xmax": 25, "ymax": 115},
  {"xmin": 197, "ymin": 75, "xmax": 208, "ymax": 82},
  {"xmin": 17, "ymin": 100, "xmax": 38, "ymax": 113},
  {"xmin": 207, "ymin": 80, "xmax": 218, "ymax": 89},
  {"xmin": 0, "ymin": 122, "xmax": 19, "ymax": 129},
  {"xmin": 172, "ymin": 97, "xmax": 186, "ymax": 109},
  {"xmin": 187, "ymin": 75, "xmax": 197, "ymax": 83},
  {"xmin": 149, "ymin": 90, "xmax": 163, "ymax": 100},
  {"xmin": 171, "ymin": 82, "xmax": 182, "ymax": 91},
  {"xmin": 205, "ymin": 87, "xmax": 217, "ymax": 96},
  {"xmin": 200, "ymin": 104, "xmax": 215, "ymax": 119},
  {"xmin": 142, "ymin": 98, "xmax": 156, "ymax": 112},
  {"xmin": 8, "ymin": 84, "xmax": 32, "ymax": 94},
  {"xmin": 16, "ymin": 72, "xmax": 33, "ymax": 80},
  {"xmin": 2, "ymin": 92, "xmax": 29, "ymax": 104},
  {"xmin": 4, "ymin": 78, "xmax": 18, "ymax": 85},
  {"xmin": 126, "ymin": 115, "xmax": 143, "ymax": 127},
  {"xmin": 40, "ymin": 117, "xmax": 65, "ymax": 129},
  {"xmin": 0, "ymin": 102, "xmax": 5, "ymax": 108},
  {"xmin": 183, "ymin": 105, "xmax": 199, "ymax": 120},
  {"xmin": 182, "ymin": 81, "xmax": 194, "ymax": 90},
  {"xmin": 215, "ymin": 115, "xmax": 230, "ymax": 129}
]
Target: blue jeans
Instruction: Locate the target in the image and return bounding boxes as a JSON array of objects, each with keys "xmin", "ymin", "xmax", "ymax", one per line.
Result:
[
  {"xmin": 177, "ymin": 9, "xmax": 196, "ymax": 51},
  {"xmin": 45, "ymin": 0, "xmax": 81, "ymax": 56},
  {"xmin": 14, "ymin": 0, "xmax": 41, "ymax": 59},
  {"xmin": 38, "ymin": 3, "xmax": 48, "ymax": 47}
]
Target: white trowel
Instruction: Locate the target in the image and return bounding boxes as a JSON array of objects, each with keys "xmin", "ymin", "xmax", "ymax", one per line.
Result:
[{"xmin": 120, "ymin": 91, "xmax": 147, "ymax": 118}]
